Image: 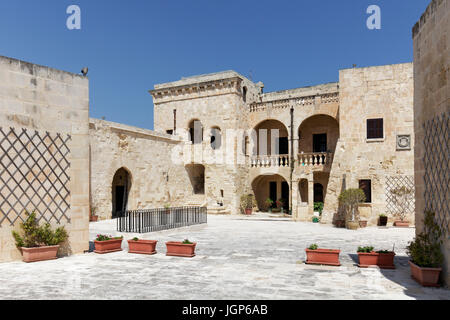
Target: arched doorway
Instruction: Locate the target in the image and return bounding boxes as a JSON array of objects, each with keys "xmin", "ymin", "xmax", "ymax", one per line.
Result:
[
  {"xmin": 112, "ymin": 168, "xmax": 132, "ymax": 218},
  {"xmin": 252, "ymin": 174, "xmax": 290, "ymax": 213}
]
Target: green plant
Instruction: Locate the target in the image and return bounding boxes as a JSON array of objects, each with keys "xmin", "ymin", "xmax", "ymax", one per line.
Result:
[
  {"xmin": 379, "ymin": 213, "xmax": 387, "ymax": 217},
  {"xmin": 338, "ymin": 189, "xmax": 366, "ymax": 222},
  {"xmin": 182, "ymin": 239, "xmax": 193, "ymax": 244},
  {"xmin": 314, "ymin": 202, "xmax": 324, "ymax": 214},
  {"xmin": 390, "ymin": 186, "xmax": 413, "ymax": 222},
  {"xmin": 240, "ymin": 194, "xmax": 257, "ymax": 210},
  {"xmin": 406, "ymin": 211, "xmax": 444, "ymax": 268},
  {"xmin": 96, "ymin": 234, "xmax": 123, "ymax": 241},
  {"xmin": 312, "ymin": 217, "xmax": 320, "ymax": 223},
  {"xmin": 357, "ymin": 246, "xmax": 374, "ymax": 253},
  {"xmin": 308, "ymin": 244, "xmax": 318, "ymax": 250},
  {"xmin": 132, "ymin": 237, "xmax": 139, "ymax": 241},
  {"xmin": 164, "ymin": 204, "xmax": 170, "ymax": 209},
  {"xmin": 265, "ymin": 198, "xmax": 274, "ymax": 207},
  {"xmin": 11, "ymin": 210, "xmax": 68, "ymax": 249},
  {"xmin": 276, "ymin": 198, "xmax": 285, "ymax": 208}
]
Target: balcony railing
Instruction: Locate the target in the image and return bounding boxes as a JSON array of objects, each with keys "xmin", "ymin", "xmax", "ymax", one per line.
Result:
[
  {"xmin": 298, "ymin": 152, "xmax": 333, "ymax": 166},
  {"xmin": 250, "ymin": 154, "xmax": 290, "ymax": 168}
]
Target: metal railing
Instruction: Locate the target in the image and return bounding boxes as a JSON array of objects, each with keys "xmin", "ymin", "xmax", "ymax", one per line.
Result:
[{"xmin": 116, "ymin": 206, "xmax": 207, "ymax": 233}]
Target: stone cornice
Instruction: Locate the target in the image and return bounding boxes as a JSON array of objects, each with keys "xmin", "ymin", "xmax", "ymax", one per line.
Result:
[{"xmin": 149, "ymin": 77, "xmax": 243, "ymax": 104}]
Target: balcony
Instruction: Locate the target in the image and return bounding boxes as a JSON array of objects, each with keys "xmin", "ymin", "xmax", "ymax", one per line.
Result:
[
  {"xmin": 297, "ymin": 152, "xmax": 333, "ymax": 167},
  {"xmin": 250, "ymin": 154, "xmax": 290, "ymax": 168}
]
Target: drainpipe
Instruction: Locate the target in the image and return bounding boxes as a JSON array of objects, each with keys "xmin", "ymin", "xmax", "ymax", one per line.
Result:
[
  {"xmin": 173, "ymin": 109, "xmax": 177, "ymax": 134},
  {"xmin": 290, "ymin": 106, "xmax": 294, "ymax": 216}
]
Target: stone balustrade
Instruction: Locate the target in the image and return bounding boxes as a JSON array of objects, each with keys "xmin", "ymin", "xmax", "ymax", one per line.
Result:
[
  {"xmin": 249, "ymin": 92, "xmax": 339, "ymax": 113},
  {"xmin": 297, "ymin": 152, "xmax": 332, "ymax": 166},
  {"xmin": 250, "ymin": 154, "xmax": 290, "ymax": 168}
]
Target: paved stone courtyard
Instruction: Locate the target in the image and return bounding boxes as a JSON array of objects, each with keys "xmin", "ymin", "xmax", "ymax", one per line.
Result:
[{"xmin": 0, "ymin": 214, "xmax": 448, "ymax": 300}]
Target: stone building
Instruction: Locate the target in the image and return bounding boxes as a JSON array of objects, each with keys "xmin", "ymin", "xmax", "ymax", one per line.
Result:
[
  {"xmin": 412, "ymin": 0, "xmax": 449, "ymax": 286},
  {"xmin": 148, "ymin": 63, "xmax": 415, "ymax": 226},
  {"xmin": 0, "ymin": 58, "xmax": 416, "ymax": 263}
]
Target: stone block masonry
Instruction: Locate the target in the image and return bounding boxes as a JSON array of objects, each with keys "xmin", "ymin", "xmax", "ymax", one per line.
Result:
[
  {"xmin": 413, "ymin": 0, "xmax": 449, "ymax": 286},
  {"xmin": 0, "ymin": 56, "xmax": 90, "ymax": 262}
]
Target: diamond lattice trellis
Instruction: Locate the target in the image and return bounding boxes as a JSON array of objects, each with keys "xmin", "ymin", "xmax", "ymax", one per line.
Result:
[
  {"xmin": 0, "ymin": 127, "xmax": 71, "ymax": 226},
  {"xmin": 423, "ymin": 111, "xmax": 449, "ymax": 235},
  {"xmin": 386, "ymin": 176, "xmax": 415, "ymax": 217}
]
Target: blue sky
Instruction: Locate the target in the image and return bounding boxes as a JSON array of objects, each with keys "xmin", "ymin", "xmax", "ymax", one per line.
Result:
[{"xmin": 0, "ymin": 0, "xmax": 429, "ymax": 130}]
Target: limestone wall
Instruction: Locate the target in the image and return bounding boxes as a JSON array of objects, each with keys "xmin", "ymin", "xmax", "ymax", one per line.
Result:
[
  {"xmin": 89, "ymin": 119, "xmax": 193, "ymax": 220},
  {"xmin": 321, "ymin": 63, "xmax": 415, "ymax": 226},
  {"xmin": 413, "ymin": 0, "xmax": 449, "ymax": 286},
  {"xmin": 0, "ymin": 56, "xmax": 90, "ymax": 262}
]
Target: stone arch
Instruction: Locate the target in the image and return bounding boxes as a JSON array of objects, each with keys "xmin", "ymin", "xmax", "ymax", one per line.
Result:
[
  {"xmin": 297, "ymin": 114, "xmax": 339, "ymax": 154},
  {"xmin": 111, "ymin": 167, "xmax": 132, "ymax": 218},
  {"xmin": 253, "ymin": 119, "xmax": 289, "ymax": 156},
  {"xmin": 251, "ymin": 174, "xmax": 290, "ymax": 212}
]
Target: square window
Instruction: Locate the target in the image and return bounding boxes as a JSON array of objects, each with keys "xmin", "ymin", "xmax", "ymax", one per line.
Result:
[
  {"xmin": 359, "ymin": 179, "xmax": 372, "ymax": 203},
  {"xmin": 367, "ymin": 119, "xmax": 383, "ymax": 139}
]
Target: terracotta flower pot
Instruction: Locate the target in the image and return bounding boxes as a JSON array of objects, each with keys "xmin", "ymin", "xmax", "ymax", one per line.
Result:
[
  {"xmin": 409, "ymin": 261, "xmax": 442, "ymax": 287},
  {"xmin": 305, "ymin": 249, "xmax": 341, "ymax": 266},
  {"xmin": 94, "ymin": 238, "xmax": 123, "ymax": 254},
  {"xmin": 90, "ymin": 215, "xmax": 98, "ymax": 222},
  {"xmin": 21, "ymin": 245, "xmax": 60, "ymax": 263},
  {"xmin": 359, "ymin": 220, "xmax": 368, "ymax": 228},
  {"xmin": 166, "ymin": 241, "xmax": 196, "ymax": 257},
  {"xmin": 128, "ymin": 240, "xmax": 157, "ymax": 255},
  {"xmin": 394, "ymin": 220, "xmax": 410, "ymax": 227},
  {"xmin": 358, "ymin": 252, "xmax": 395, "ymax": 269},
  {"xmin": 379, "ymin": 216, "xmax": 388, "ymax": 226},
  {"xmin": 245, "ymin": 208, "xmax": 252, "ymax": 215}
]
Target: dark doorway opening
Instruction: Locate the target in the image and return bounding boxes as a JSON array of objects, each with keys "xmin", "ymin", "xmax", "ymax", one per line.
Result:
[
  {"xmin": 281, "ymin": 181, "xmax": 290, "ymax": 212},
  {"xmin": 269, "ymin": 182, "xmax": 277, "ymax": 207},
  {"xmin": 313, "ymin": 134, "xmax": 327, "ymax": 152},
  {"xmin": 112, "ymin": 168, "xmax": 131, "ymax": 218},
  {"xmin": 279, "ymin": 137, "xmax": 289, "ymax": 154},
  {"xmin": 313, "ymin": 183, "xmax": 324, "ymax": 203}
]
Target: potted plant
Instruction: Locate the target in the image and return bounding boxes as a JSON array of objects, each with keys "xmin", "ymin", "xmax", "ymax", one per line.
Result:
[
  {"xmin": 390, "ymin": 186, "xmax": 413, "ymax": 227},
  {"xmin": 379, "ymin": 214, "xmax": 388, "ymax": 226},
  {"xmin": 313, "ymin": 202, "xmax": 323, "ymax": 217},
  {"xmin": 12, "ymin": 210, "xmax": 68, "ymax": 263},
  {"xmin": 240, "ymin": 194, "xmax": 257, "ymax": 215},
  {"xmin": 265, "ymin": 198, "xmax": 274, "ymax": 213},
  {"xmin": 312, "ymin": 216, "xmax": 320, "ymax": 223},
  {"xmin": 357, "ymin": 246, "xmax": 395, "ymax": 269},
  {"xmin": 128, "ymin": 237, "xmax": 157, "ymax": 255},
  {"xmin": 166, "ymin": 239, "xmax": 196, "ymax": 257},
  {"xmin": 94, "ymin": 234, "xmax": 123, "ymax": 254},
  {"xmin": 406, "ymin": 210, "xmax": 443, "ymax": 287},
  {"xmin": 276, "ymin": 198, "xmax": 286, "ymax": 213},
  {"xmin": 90, "ymin": 206, "xmax": 98, "ymax": 222},
  {"xmin": 338, "ymin": 188, "xmax": 366, "ymax": 230},
  {"xmin": 164, "ymin": 203, "xmax": 171, "ymax": 214},
  {"xmin": 305, "ymin": 243, "xmax": 341, "ymax": 266}
]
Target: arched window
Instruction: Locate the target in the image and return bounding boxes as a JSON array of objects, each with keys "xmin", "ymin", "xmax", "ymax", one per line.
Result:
[
  {"xmin": 188, "ymin": 119, "xmax": 203, "ymax": 144},
  {"xmin": 210, "ymin": 127, "xmax": 222, "ymax": 150}
]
